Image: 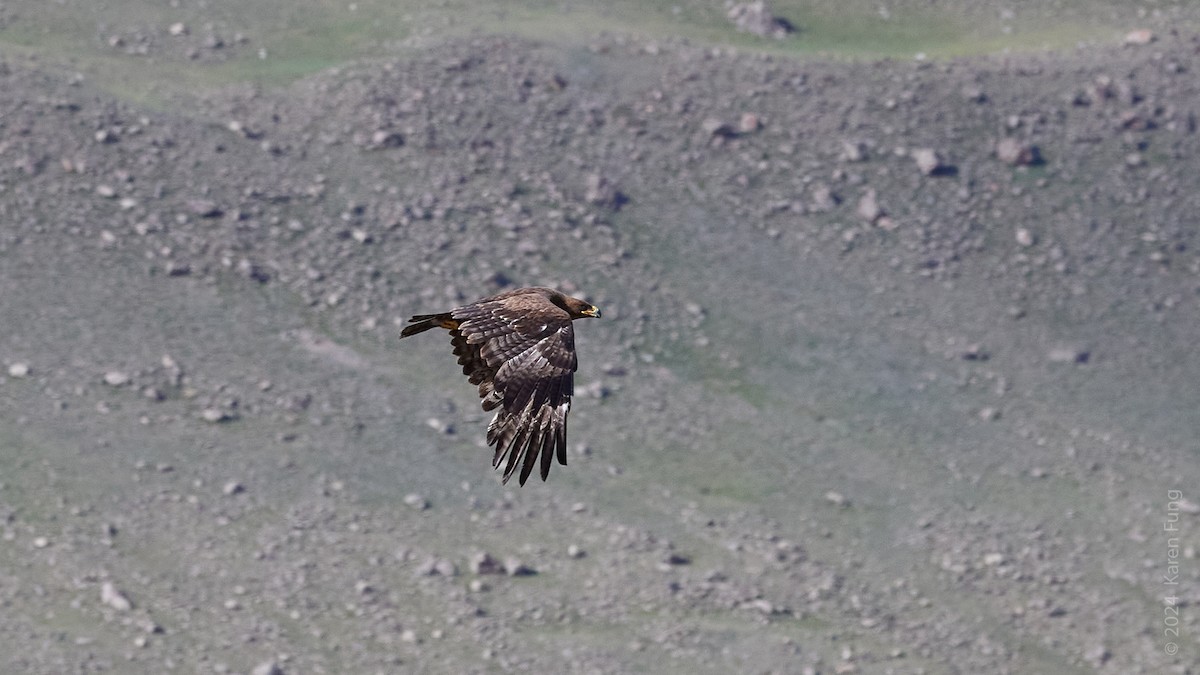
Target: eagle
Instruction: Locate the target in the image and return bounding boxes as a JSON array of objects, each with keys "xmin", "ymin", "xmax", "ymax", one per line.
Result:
[{"xmin": 399, "ymin": 287, "xmax": 601, "ymax": 485}]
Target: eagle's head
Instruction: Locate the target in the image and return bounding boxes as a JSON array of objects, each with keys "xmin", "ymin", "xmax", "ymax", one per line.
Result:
[{"xmin": 550, "ymin": 290, "xmax": 601, "ymax": 320}]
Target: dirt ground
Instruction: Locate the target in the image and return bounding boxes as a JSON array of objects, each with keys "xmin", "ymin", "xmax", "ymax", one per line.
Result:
[{"xmin": 1, "ymin": 2, "xmax": 1199, "ymax": 673}]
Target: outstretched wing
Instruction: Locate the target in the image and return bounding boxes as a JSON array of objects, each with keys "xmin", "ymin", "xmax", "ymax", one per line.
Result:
[{"xmin": 452, "ymin": 297, "xmax": 577, "ymax": 485}]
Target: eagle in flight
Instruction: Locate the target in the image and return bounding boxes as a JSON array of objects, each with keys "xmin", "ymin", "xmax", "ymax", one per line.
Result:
[{"xmin": 399, "ymin": 287, "xmax": 601, "ymax": 485}]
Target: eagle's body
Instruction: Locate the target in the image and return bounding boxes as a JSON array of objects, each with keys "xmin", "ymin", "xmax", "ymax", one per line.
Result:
[{"xmin": 400, "ymin": 287, "xmax": 600, "ymax": 485}]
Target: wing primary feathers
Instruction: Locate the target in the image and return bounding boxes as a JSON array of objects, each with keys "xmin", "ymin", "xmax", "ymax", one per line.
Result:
[
  {"xmin": 518, "ymin": 422, "xmax": 541, "ymax": 486},
  {"xmin": 539, "ymin": 415, "xmax": 554, "ymax": 480},
  {"xmin": 555, "ymin": 412, "xmax": 568, "ymax": 468}
]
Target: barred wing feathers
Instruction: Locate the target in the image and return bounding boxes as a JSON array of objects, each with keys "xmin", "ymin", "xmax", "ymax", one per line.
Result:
[{"xmin": 451, "ymin": 298, "xmax": 577, "ymax": 485}]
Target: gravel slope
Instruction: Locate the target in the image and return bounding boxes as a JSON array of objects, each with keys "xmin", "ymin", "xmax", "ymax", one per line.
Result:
[{"xmin": 1, "ymin": 19, "xmax": 1199, "ymax": 675}]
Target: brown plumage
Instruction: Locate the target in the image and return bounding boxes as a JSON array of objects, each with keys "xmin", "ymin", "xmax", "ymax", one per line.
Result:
[{"xmin": 399, "ymin": 287, "xmax": 601, "ymax": 485}]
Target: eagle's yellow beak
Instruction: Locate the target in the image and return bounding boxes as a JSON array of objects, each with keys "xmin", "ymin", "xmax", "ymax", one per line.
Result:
[{"xmin": 581, "ymin": 305, "xmax": 602, "ymax": 318}]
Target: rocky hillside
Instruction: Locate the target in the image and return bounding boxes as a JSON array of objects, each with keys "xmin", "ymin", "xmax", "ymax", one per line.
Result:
[{"xmin": 1, "ymin": 7, "xmax": 1199, "ymax": 674}]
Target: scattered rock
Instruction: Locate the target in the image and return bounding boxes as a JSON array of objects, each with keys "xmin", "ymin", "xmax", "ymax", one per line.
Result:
[
  {"xmin": 417, "ymin": 557, "xmax": 458, "ymax": 577},
  {"xmin": 995, "ymin": 138, "xmax": 1042, "ymax": 166},
  {"xmin": 367, "ymin": 129, "xmax": 405, "ymax": 149},
  {"xmin": 222, "ymin": 481, "xmax": 244, "ymax": 496},
  {"xmin": 855, "ymin": 188, "xmax": 882, "ymax": 223},
  {"xmin": 825, "ymin": 491, "xmax": 849, "ymax": 507},
  {"xmin": 7, "ymin": 363, "xmax": 29, "ymax": 378},
  {"xmin": 1046, "ymin": 346, "xmax": 1090, "ymax": 364},
  {"xmin": 186, "ymin": 199, "xmax": 223, "ymax": 218},
  {"xmin": 504, "ymin": 557, "xmax": 536, "ymax": 576},
  {"xmin": 404, "ymin": 493, "xmax": 429, "ymax": 510},
  {"xmin": 1123, "ymin": 29, "xmax": 1154, "ymax": 46},
  {"xmin": 1015, "ymin": 227, "xmax": 1036, "ymax": 247},
  {"xmin": 470, "ymin": 551, "xmax": 503, "ymax": 575},
  {"xmin": 727, "ymin": 1, "xmax": 795, "ymax": 39},
  {"xmin": 584, "ymin": 173, "xmax": 626, "ymax": 210},
  {"xmin": 911, "ymin": 148, "xmax": 945, "ymax": 176},
  {"xmin": 252, "ymin": 660, "xmax": 285, "ymax": 675},
  {"xmin": 841, "ymin": 140, "xmax": 868, "ymax": 162},
  {"xmin": 103, "ymin": 371, "xmax": 131, "ymax": 386},
  {"xmin": 809, "ymin": 183, "xmax": 840, "ymax": 211},
  {"xmin": 701, "ymin": 117, "xmax": 737, "ymax": 138},
  {"xmin": 101, "ymin": 582, "xmax": 133, "ymax": 611},
  {"xmin": 200, "ymin": 408, "xmax": 234, "ymax": 423}
]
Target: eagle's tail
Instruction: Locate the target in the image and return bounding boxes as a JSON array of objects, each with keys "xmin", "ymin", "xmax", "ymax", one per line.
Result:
[{"xmin": 399, "ymin": 313, "xmax": 458, "ymax": 338}]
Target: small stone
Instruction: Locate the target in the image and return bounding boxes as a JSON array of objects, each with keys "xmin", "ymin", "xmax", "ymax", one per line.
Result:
[
  {"xmin": 168, "ymin": 22, "xmax": 188, "ymax": 36},
  {"xmin": 33, "ymin": 536, "xmax": 49, "ymax": 548},
  {"xmin": 1047, "ymin": 347, "xmax": 1090, "ymax": 364},
  {"xmin": 104, "ymin": 371, "xmax": 131, "ymax": 386},
  {"xmin": 825, "ymin": 491, "xmax": 848, "ymax": 507},
  {"xmin": 186, "ymin": 199, "xmax": 223, "ymax": 218},
  {"xmin": 810, "ymin": 183, "xmax": 839, "ymax": 211},
  {"xmin": 201, "ymin": 408, "xmax": 232, "ymax": 423},
  {"xmin": 403, "ymin": 493, "xmax": 429, "ymax": 510},
  {"xmin": 995, "ymin": 138, "xmax": 1041, "ymax": 166},
  {"xmin": 470, "ymin": 552, "xmax": 503, "ymax": 575},
  {"xmin": 222, "ymin": 481, "xmax": 244, "ymax": 496},
  {"xmin": 701, "ymin": 117, "xmax": 736, "ymax": 138},
  {"xmin": 727, "ymin": 1, "xmax": 794, "ymax": 39},
  {"xmin": 7, "ymin": 363, "xmax": 30, "ymax": 378},
  {"xmin": 101, "ymin": 582, "xmax": 133, "ymax": 611},
  {"xmin": 1123, "ymin": 29, "xmax": 1154, "ymax": 46},
  {"xmin": 978, "ymin": 407, "xmax": 1000, "ymax": 421},
  {"xmin": 743, "ymin": 598, "xmax": 775, "ymax": 614},
  {"xmin": 252, "ymin": 662, "xmax": 284, "ymax": 675},
  {"xmin": 855, "ymin": 188, "xmax": 882, "ymax": 223},
  {"xmin": 982, "ymin": 552, "xmax": 1005, "ymax": 567},
  {"xmin": 567, "ymin": 544, "xmax": 586, "ymax": 559},
  {"xmin": 95, "ymin": 184, "xmax": 117, "ymax": 198},
  {"xmin": 369, "ymin": 129, "xmax": 405, "ymax": 149},
  {"xmin": 1015, "ymin": 228, "xmax": 1035, "ymax": 247},
  {"xmin": 504, "ymin": 557, "xmax": 536, "ymax": 576},
  {"xmin": 584, "ymin": 173, "xmax": 624, "ymax": 209},
  {"xmin": 1175, "ymin": 498, "xmax": 1200, "ymax": 515},
  {"xmin": 738, "ymin": 112, "xmax": 760, "ymax": 133},
  {"xmin": 841, "ymin": 140, "xmax": 867, "ymax": 162},
  {"xmin": 911, "ymin": 148, "xmax": 943, "ymax": 175}
]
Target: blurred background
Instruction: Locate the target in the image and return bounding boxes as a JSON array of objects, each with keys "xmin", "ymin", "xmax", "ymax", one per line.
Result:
[{"xmin": 1, "ymin": 1, "xmax": 1198, "ymax": 672}]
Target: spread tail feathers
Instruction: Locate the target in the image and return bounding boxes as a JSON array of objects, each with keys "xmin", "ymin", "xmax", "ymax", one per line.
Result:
[{"xmin": 400, "ymin": 313, "xmax": 458, "ymax": 338}]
